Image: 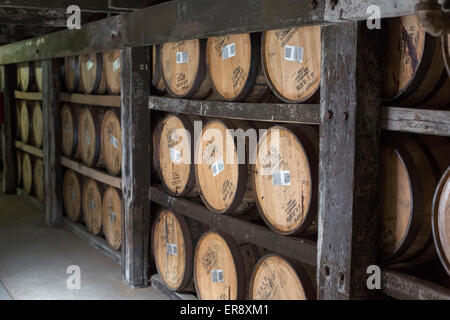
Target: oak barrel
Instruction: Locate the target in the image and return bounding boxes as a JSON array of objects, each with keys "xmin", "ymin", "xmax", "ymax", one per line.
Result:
[
  {"xmin": 443, "ymin": 35, "xmax": 450, "ymax": 77},
  {"xmin": 16, "ymin": 151, "xmax": 22, "ymax": 186},
  {"xmin": 206, "ymin": 33, "xmax": 271, "ymax": 102},
  {"xmin": 79, "ymin": 53, "xmax": 107, "ymax": 95},
  {"xmin": 22, "ymin": 152, "xmax": 33, "ymax": 194},
  {"xmin": 195, "ymin": 119, "xmax": 255, "ymax": 214},
  {"xmin": 15, "ymin": 102, "xmax": 21, "ymax": 139},
  {"xmin": 63, "ymin": 169, "xmax": 83, "ymax": 222},
  {"xmin": 19, "ymin": 100, "xmax": 31, "ymax": 143},
  {"xmin": 151, "ymin": 45, "xmax": 166, "ymax": 94},
  {"xmin": 103, "ymin": 50, "xmax": 121, "ymax": 95},
  {"xmin": 102, "ymin": 186, "xmax": 122, "ymax": 251},
  {"xmin": 61, "ymin": 103, "xmax": 82, "ymax": 159},
  {"xmin": 16, "ymin": 65, "xmax": 21, "ymax": 90},
  {"xmin": 158, "ymin": 114, "xmax": 200, "ymax": 197},
  {"xmin": 17, "ymin": 62, "xmax": 34, "ymax": 92},
  {"xmin": 152, "ymin": 209, "xmax": 203, "ymax": 292},
  {"xmin": 249, "ymin": 254, "xmax": 315, "ymax": 300},
  {"xmin": 380, "ymin": 133, "xmax": 442, "ymax": 263},
  {"xmin": 101, "ymin": 110, "xmax": 122, "ymax": 176},
  {"xmin": 34, "ymin": 61, "xmax": 43, "ymax": 92},
  {"xmin": 382, "ymin": 15, "xmax": 450, "ymax": 107},
  {"xmin": 253, "ymin": 125, "xmax": 318, "ymax": 235},
  {"xmin": 79, "ymin": 107, "xmax": 104, "ymax": 168},
  {"xmin": 64, "ymin": 56, "xmax": 80, "ymax": 93},
  {"xmin": 262, "ymin": 26, "xmax": 321, "ymax": 103},
  {"xmin": 432, "ymin": 168, "xmax": 450, "ymax": 276},
  {"xmin": 161, "ymin": 39, "xmax": 211, "ymax": 99},
  {"xmin": 33, "ymin": 158, "xmax": 44, "ymax": 202},
  {"xmin": 31, "ymin": 102, "xmax": 43, "ymax": 148},
  {"xmin": 194, "ymin": 230, "xmax": 260, "ymax": 300},
  {"xmin": 82, "ymin": 178, "xmax": 103, "ymax": 236}
]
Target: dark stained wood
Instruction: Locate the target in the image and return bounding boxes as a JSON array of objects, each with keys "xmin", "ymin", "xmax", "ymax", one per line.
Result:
[
  {"xmin": 0, "ymin": 0, "xmax": 155, "ymax": 12},
  {"xmin": 317, "ymin": 22, "xmax": 382, "ymax": 300},
  {"xmin": 121, "ymin": 47, "xmax": 151, "ymax": 288},
  {"xmin": 59, "ymin": 93, "xmax": 121, "ymax": 107}
]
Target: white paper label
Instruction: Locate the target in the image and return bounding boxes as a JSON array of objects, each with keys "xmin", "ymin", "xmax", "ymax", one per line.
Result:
[
  {"xmin": 170, "ymin": 148, "xmax": 181, "ymax": 164},
  {"xmin": 284, "ymin": 45, "xmax": 304, "ymax": 63},
  {"xmin": 113, "ymin": 58, "xmax": 121, "ymax": 72},
  {"xmin": 71, "ymin": 189, "xmax": 77, "ymax": 201},
  {"xmin": 110, "ymin": 135, "xmax": 118, "ymax": 149},
  {"xmin": 211, "ymin": 158, "xmax": 225, "ymax": 177},
  {"xmin": 70, "ymin": 59, "xmax": 76, "ymax": 70},
  {"xmin": 89, "ymin": 200, "xmax": 96, "ymax": 210},
  {"xmin": 211, "ymin": 269, "xmax": 224, "ymax": 283},
  {"xmin": 86, "ymin": 59, "xmax": 94, "ymax": 70},
  {"xmin": 109, "ymin": 212, "xmax": 116, "ymax": 223},
  {"xmin": 222, "ymin": 43, "xmax": 236, "ymax": 60},
  {"xmin": 85, "ymin": 132, "xmax": 91, "ymax": 145},
  {"xmin": 272, "ymin": 170, "xmax": 291, "ymax": 186},
  {"xmin": 166, "ymin": 243, "xmax": 178, "ymax": 256},
  {"xmin": 65, "ymin": 123, "xmax": 71, "ymax": 132},
  {"xmin": 176, "ymin": 51, "xmax": 188, "ymax": 64}
]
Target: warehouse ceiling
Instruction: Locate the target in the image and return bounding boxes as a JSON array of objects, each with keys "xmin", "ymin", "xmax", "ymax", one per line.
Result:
[{"xmin": 0, "ymin": 0, "xmax": 167, "ymax": 44}]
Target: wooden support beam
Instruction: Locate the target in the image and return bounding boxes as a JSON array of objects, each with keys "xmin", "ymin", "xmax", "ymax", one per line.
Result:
[
  {"xmin": 42, "ymin": 59, "xmax": 63, "ymax": 226},
  {"xmin": 317, "ymin": 22, "xmax": 382, "ymax": 300},
  {"xmin": 0, "ymin": 8, "xmax": 67, "ymax": 27},
  {"xmin": 121, "ymin": 47, "xmax": 151, "ymax": 288}
]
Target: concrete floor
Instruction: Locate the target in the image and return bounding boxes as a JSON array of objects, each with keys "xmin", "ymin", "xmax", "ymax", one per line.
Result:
[{"xmin": 0, "ymin": 187, "xmax": 167, "ymax": 300}]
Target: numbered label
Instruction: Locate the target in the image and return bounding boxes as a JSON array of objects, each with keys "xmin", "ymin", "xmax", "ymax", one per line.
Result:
[
  {"xmin": 272, "ymin": 170, "xmax": 291, "ymax": 186},
  {"xmin": 222, "ymin": 43, "xmax": 236, "ymax": 60},
  {"xmin": 109, "ymin": 212, "xmax": 116, "ymax": 223},
  {"xmin": 86, "ymin": 59, "xmax": 94, "ymax": 71},
  {"xmin": 89, "ymin": 200, "xmax": 96, "ymax": 210},
  {"xmin": 170, "ymin": 148, "xmax": 181, "ymax": 164},
  {"xmin": 113, "ymin": 58, "xmax": 121, "ymax": 72},
  {"xmin": 211, "ymin": 158, "xmax": 225, "ymax": 177},
  {"xmin": 176, "ymin": 51, "xmax": 188, "ymax": 64},
  {"xmin": 166, "ymin": 243, "xmax": 178, "ymax": 256},
  {"xmin": 110, "ymin": 135, "xmax": 119, "ymax": 149},
  {"xmin": 284, "ymin": 45, "xmax": 304, "ymax": 64},
  {"xmin": 211, "ymin": 269, "xmax": 224, "ymax": 283}
]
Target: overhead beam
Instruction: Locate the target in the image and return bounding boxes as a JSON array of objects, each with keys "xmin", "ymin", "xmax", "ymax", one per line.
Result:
[{"xmin": 0, "ymin": 0, "xmax": 153, "ymax": 12}]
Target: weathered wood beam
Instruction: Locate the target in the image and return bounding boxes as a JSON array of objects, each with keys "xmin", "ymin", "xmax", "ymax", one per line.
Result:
[{"xmin": 0, "ymin": 0, "xmax": 149, "ymax": 12}]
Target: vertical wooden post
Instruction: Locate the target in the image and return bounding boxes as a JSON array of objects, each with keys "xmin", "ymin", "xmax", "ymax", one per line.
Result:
[
  {"xmin": 121, "ymin": 47, "xmax": 151, "ymax": 288},
  {"xmin": 317, "ymin": 22, "xmax": 382, "ymax": 299},
  {"xmin": 1, "ymin": 64, "xmax": 17, "ymax": 194},
  {"xmin": 42, "ymin": 59, "xmax": 63, "ymax": 226}
]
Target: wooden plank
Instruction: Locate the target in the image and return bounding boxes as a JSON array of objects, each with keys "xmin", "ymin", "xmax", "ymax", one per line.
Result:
[
  {"xmin": 0, "ymin": 0, "xmax": 140, "ymax": 12},
  {"xmin": 317, "ymin": 22, "xmax": 382, "ymax": 300},
  {"xmin": 121, "ymin": 47, "xmax": 151, "ymax": 288},
  {"xmin": 151, "ymin": 274, "xmax": 198, "ymax": 301},
  {"xmin": 42, "ymin": 59, "xmax": 63, "ymax": 226},
  {"xmin": 14, "ymin": 90, "xmax": 42, "ymax": 101},
  {"xmin": 149, "ymin": 96, "xmax": 320, "ymax": 124},
  {"xmin": 60, "ymin": 156, "xmax": 122, "ymax": 189},
  {"xmin": 381, "ymin": 107, "xmax": 450, "ymax": 137},
  {"xmin": 382, "ymin": 270, "xmax": 450, "ymax": 300},
  {"xmin": 150, "ymin": 187, "xmax": 318, "ymax": 267},
  {"xmin": 59, "ymin": 92, "xmax": 121, "ymax": 107},
  {"xmin": 14, "ymin": 140, "xmax": 43, "ymax": 158},
  {"xmin": 62, "ymin": 218, "xmax": 122, "ymax": 266}
]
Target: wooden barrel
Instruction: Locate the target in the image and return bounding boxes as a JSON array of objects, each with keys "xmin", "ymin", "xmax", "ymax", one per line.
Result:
[
  {"xmin": 382, "ymin": 15, "xmax": 450, "ymax": 107},
  {"xmin": 194, "ymin": 230, "xmax": 260, "ymax": 300},
  {"xmin": 102, "ymin": 186, "xmax": 122, "ymax": 250},
  {"xmin": 206, "ymin": 33, "xmax": 271, "ymax": 102},
  {"xmin": 61, "ymin": 103, "xmax": 82, "ymax": 159},
  {"xmin": 443, "ymin": 35, "xmax": 450, "ymax": 77},
  {"xmin": 64, "ymin": 56, "xmax": 80, "ymax": 93},
  {"xmin": 152, "ymin": 209, "xmax": 203, "ymax": 292},
  {"xmin": 22, "ymin": 153, "xmax": 33, "ymax": 194},
  {"xmin": 15, "ymin": 102, "xmax": 21, "ymax": 139},
  {"xmin": 158, "ymin": 114, "xmax": 200, "ymax": 197},
  {"xmin": 16, "ymin": 151, "xmax": 22, "ymax": 186},
  {"xmin": 262, "ymin": 26, "xmax": 321, "ymax": 103},
  {"xmin": 380, "ymin": 133, "xmax": 441, "ymax": 263},
  {"xmin": 253, "ymin": 125, "xmax": 318, "ymax": 235},
  {"xmin": 249, "ymin": 254, "xmax": 315, "ymax": 300},
  {"xmin": 19, "ymin": 100, "xmax": 31, "ymax": 143},
  {"xmin": 17, "ymin": 62, "xmax": 34, "ymax": 92},
  {"xmin": 31, "ymin": 102, "xmax": 43, "ymax": 148},
  {"xmin": 63, "ymin": 169, "xmax": 83, "ymax": 222},
  {"xmin": 195, "ymin": 119, "xmax": 255, "ymax": 214},
  {"xmin": 16, "ymin": 64, "xmax": 21, "ymax": 90},
  {"xmin": 82, "ymin": 178, "xmax": 103, "ymax": 236},
  {"xmin": 79, "ymin": 107, "xmax": 104, "ymax": 168},
  {"xmin": 33, "ymin": 158, "xmax": 44, "ymax": 202},
  {"xmin": 34, "ymin": 61, "xmax": 43, "ymax": 92},
  {"xmin": 161, "ymin": 39, "xmax": 211, "ymax": 99},
  {"xmin": 151, "ymin": 113, "xmax": 165, "ymax": 180},
  {"xmin": 432, "ymin": 168, "xmax": 450, "ymax": 276},
  {"xmin": 79, "ymin": 53, "xmax": 107, "ymax": 95},
  {"xmin": 101, "ymin": 110, "xmax": 122, "ymax": 176},
  {"xmin": 102, "ymin": 50, "xmax": 121, "ymax": 95},
  {"xmin": 151, "ymin": 45, "xmax": 166, "ymax": 94}
]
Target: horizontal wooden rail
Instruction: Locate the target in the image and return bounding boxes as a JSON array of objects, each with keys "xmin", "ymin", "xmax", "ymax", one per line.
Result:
[
  {"xmin": 62, "ymin": 218, "xmax": 122, "ymax": 266},
  {"xmin": 61, "ymin": 156, "xmax": 122, "ymax": 189},
  {"xmin": 149, "ymin": 186, "xmax": 317, "ymax": 266},
  {"xmin": 382, "ymin": 269, "xmax": 450, "ymax": 300},
  {"xmin": 14, "ymin": 91, "xmax": 42, "ymax": 101},
  {"xmin": 60, "ymin": 93, "xmax": 121, "ymax": 107},
  {"xmin": 14, "ymin": 140, "xmax": 43, "ymax": 158},
  {"xmin": 149, "ymin": 96, "xmax": 320, "ymax": 124}
]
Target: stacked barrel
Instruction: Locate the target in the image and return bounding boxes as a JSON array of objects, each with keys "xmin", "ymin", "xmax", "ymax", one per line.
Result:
[{"xmin": 61, "ymin": 50, "xmax": 123, "ymax": 251}]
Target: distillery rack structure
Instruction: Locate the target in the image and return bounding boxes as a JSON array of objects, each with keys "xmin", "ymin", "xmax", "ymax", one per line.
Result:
[{"xmin": 1, "ymin": 0, "xmax": 450, "ymax": 300}]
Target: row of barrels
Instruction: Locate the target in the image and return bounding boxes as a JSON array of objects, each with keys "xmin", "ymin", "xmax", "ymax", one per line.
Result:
[
  {"xmin": 63, "ymin": 50, "xmax": 121, "ymax": 95},
  {"xmin": 16, "ymin": 151, "xmax": 44, "ymax": 202},
  {"xmin": 152, "ymin": 113, "xmax": 450, "ymax": 271},
  {"xmin": 151, "ymin": 15, "xmax": 450, "ymax": 108},
  {"xmin": 152, "ymin": 208, "xmax": 315, "ymax": 299},
  {"xmin": 16, "ymin": 61, "xmax": 43, "ymax": 92},
  {"xmin": 16, "ymin": 100, "xmax": 43, "ymax": 148},
  {"xmin": 62, "ymin": 169, "xmax": 122, "ymax": 250},
  {"xmin": 61, "ymin": 104, "xmax": 122, "ymax": 176}
]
